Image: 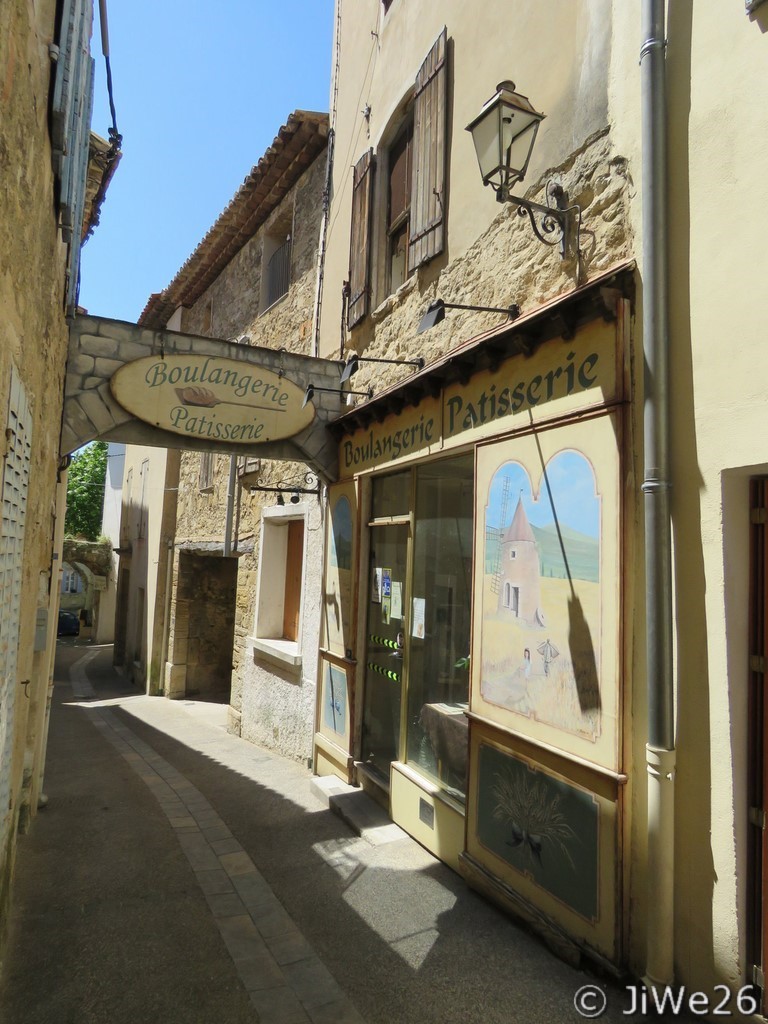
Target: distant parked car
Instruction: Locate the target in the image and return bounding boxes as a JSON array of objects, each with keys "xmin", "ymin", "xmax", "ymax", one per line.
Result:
[{"xmin": 57, "ymin": 609, "xmax": 80, "ymax": 637}]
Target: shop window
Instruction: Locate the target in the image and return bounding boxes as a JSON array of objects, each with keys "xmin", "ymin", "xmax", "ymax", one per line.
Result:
[
  {"xmin": 199, "ymin": 452, "xmax": 215, "ymax": 493},
  {"xmin": 370, "ymin": 469, "xmax": 411, "ymax": 519},
  {"xmin": 253, "ymin": 508, "xmax": 306, "ymax": 667},
  {"xmin": 347, "ymin": 27, "xmax": 448, "ymax": 328}
]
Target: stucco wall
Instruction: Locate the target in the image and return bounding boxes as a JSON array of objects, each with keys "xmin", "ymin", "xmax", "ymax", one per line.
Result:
[
  {"xmin": 116, "ymin": 445, "xmax": 178, "ymax": 693},
  {"xmin": 319, "ymin": 0, "xmax": 617, "ymax": 363},
  {"xmin": 608, "ymin": 2, "xmax": 768, "ymax": 993}
]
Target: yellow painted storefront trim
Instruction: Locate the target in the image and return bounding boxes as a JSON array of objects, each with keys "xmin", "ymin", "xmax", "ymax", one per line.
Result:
[{"xmin": 390, "ymin": 762, "xmax": 466, "ymax": 872}]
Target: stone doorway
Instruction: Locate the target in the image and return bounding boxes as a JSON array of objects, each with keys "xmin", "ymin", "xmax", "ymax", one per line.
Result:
[{"xmin": 167, "ymin": 553, "xmax": 237, "ymax": 701}]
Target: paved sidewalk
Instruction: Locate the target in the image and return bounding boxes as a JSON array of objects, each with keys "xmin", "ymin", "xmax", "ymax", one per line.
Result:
[{"xmin": 0, "ymin": 644, "xmax": 637, "ymax": 1024}]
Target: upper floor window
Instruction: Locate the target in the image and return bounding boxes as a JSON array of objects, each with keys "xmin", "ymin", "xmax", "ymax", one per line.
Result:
[
  {"xmin": 261, "ymin": 210, "xmax": 293, "ymax": 313},
  {"xmin": 387, "ymin": 115, "xmax": 414, "ymax": 292},
  {"xmin": 62, "ymin": 568, "xmax": 81, "ymax": 593},
  {"xmin": 263, "ymin": 235, "xmax": 292, "ymax": 309},
  {"xmin": 347, "ymin": 27, "xmax": 448, "ymax": 329}
]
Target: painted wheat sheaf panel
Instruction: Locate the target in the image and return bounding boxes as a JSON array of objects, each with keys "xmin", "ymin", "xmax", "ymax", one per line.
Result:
[{"xmin": 476, "ymin": 743, "xmax": 599, "ymax": 922}]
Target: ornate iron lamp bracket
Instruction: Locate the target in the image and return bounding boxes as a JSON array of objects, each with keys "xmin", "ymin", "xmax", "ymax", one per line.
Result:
[{"xmin": 496, "ymin": 180, "xmax": 580, "ymax": 259}]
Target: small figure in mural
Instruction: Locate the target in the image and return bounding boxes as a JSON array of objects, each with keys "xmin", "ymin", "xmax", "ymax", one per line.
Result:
[
  {"xmin": 523, "ymin": 647, "xmax": 532, "ymax": 680},
  {"xmin": 537, "ymin": 638, "xmax": 559, "ymax": 677}
]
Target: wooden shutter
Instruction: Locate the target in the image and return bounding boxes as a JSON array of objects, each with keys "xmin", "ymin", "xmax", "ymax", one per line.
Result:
[
  {"xmin": 409, "ymin": 27, "xmax": 448, "ymax": 269},
  {"xmin": 51, "ymin": 0, "xmax": 95, "ymax": 312},
  {"xmin": 348, "ymin": 149, "xmax": 374, "ymax": 329},
  {"xmin": 0, "ymin": 369, "xmax": 31, "ymax": 853},
  {"xmin": 282, "ymin": 520, "xmax": 305, "ymax": 641}
]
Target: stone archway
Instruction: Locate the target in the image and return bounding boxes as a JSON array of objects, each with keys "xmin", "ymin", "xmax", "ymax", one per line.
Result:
[{"xmin": 63, "ymin": 315, "xmax": 345, "ymax": 480}]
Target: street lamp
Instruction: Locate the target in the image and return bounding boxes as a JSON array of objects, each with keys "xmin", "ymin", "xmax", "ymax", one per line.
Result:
[{"xmin": 466, "ymin": 81, "xmax": 579, "ymax": 258}]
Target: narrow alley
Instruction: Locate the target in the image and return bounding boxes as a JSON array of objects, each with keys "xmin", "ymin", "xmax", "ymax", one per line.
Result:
[{"xmin": 0, "ymin": 642, "xmax": 637, "ymax": 1024}]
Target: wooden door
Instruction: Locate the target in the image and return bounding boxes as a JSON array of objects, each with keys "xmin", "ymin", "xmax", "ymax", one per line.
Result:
[{"xmin": 748, "ymin": 478, "xmax": 768, "ymax": 1006}]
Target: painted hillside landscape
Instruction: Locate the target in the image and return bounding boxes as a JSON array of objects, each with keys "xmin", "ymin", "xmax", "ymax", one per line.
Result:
[{"xmin": 480, "ymin": 451, "xmax": 602, "ymax": 741}]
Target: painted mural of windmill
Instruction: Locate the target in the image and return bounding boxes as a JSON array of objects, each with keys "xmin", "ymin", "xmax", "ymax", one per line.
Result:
[
  {"xmin": 490, "ymin": 475, "xmax": 512, "ymax": 595},
  {"xmin": 496, "ymin": 492, "xmax": 544, "ymax": 627}
]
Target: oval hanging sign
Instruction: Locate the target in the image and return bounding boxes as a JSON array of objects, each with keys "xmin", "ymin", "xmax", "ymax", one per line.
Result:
[{"xmin": 110, "ymin": 355, "xmax": 314, "ymax": 444}]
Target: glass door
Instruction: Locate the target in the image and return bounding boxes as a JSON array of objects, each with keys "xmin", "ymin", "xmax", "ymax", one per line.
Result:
[
  {"xmin": 361, "ymin": 522, "xmax": 409, "ymax": 780},
  {"xmin": 405, "ymin": 455, "xmax": 473, "ymax": 801}
]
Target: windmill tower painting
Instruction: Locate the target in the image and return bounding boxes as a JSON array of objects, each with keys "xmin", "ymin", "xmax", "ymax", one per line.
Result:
[
  {"xmin": 481, "ymin": 451, "xmax": 602, "ymax": 740},
  {"xmin": 496, "ymin": 494, "xmax": 544, "ymax": 627}
]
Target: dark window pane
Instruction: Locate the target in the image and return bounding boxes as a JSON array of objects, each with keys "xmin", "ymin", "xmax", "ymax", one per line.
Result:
[
  {"xmin": 388, "ymin": 121, "xmax": 412, "ymax": 230},
  {"xmin": 371, "ymin": 471, "xmax": 410, "ymax": 519}
]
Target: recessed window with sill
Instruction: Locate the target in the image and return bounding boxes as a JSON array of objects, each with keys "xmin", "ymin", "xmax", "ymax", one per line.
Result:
[
  {"xmin": 347, "ymin": 27, "xmax": 448, "ymax": 328},
  {"xmin": 252, "ymin": 509, "xmax": 306, "ymax": 669}
]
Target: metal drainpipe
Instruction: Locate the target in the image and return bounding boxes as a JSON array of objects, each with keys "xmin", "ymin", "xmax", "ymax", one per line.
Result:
[
  {"xmin": 223, "ymin": 455, "xmax": 238, "ymax": 557},
  {"xmin": 640, "ymin": 0, "xmax": 676, "ymax": 988},
  {"xmin": 160, "ymin": 538, "xmax": 174, "ymax": 695}
]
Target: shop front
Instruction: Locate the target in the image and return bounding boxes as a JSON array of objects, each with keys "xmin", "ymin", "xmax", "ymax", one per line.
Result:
[{"xmin": 314, "ymin": 264, "xmax": 634, "ymax": 966}]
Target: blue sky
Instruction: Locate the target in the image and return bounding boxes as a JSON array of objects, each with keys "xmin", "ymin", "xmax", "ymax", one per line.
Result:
[
  {"xmin": 486, "ymin": 451, "xmax": 599, "ymax": 539},
  {"xmin": 80, "ymin": 1, "xmax": 334, "ymax": 324}
]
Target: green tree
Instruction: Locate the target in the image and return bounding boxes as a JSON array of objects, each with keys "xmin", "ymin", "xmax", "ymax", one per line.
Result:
[{"xmin": 65, "ymin": 442, "xmax": 108, "ymax": 540}]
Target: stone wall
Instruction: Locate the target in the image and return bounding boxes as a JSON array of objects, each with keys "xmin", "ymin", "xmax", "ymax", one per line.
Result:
[
  {"xmin": 166, "ymin": 552, "xmax": 237, "ymax": 699},
  {"xmin": 341, "ymin": 129, "xmax": 632, "ymax": 398},
  {"xmin": 167, "ymin": 149, "xmax": 328, "ymax": 763},
  {"xmin": 0, "ymin": 0, "xmax": 76, "ymax": 958}
]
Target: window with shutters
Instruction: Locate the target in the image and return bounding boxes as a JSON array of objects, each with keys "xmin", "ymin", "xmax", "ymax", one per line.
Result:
[{"xmin": 347, "ymin": 27, "xmax": 448, "ymax": 329}]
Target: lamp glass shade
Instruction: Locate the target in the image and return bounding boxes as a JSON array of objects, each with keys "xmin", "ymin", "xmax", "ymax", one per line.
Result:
[
  {"xmin": 340, "ymin": 355, "xmax": 359, "ymax": 383},
  {"xmin": 466, "ymin": 82, "xmax": 544, "ymax": 193},
  {"xmin": 417, "ymin": 300, "xmax": 446, "ymax": 334}
]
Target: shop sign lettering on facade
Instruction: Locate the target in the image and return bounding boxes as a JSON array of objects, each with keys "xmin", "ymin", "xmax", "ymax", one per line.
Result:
[
  {"xmin": 110, "ymin": 355, "xmax": 315, "ymax": 444},
  {"xmin": 442, "ymin": 320, "xmax": 617, "ymax": 445},
  {"xmin": 339, "ymin": 320, "xmax": 617, "ymax": 477},
  {"xmin": 341, "ymin": 405, "xmax": 440, "ymax": 475}
]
